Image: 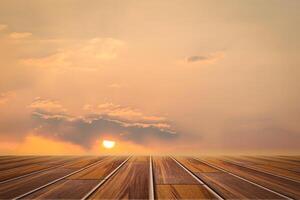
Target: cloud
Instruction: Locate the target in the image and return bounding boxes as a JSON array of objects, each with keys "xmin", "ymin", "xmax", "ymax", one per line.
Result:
[
  {"xmin": 186, "ymin": 52, "xmax": 224, "ymax": 64},
  {"xmin": 0, "ymin": 24, "xmax": 8, "ymax": 31},
  {"xmin": 187, "ymin": 55, "xmax": 208, "ymax": 62},
  {"xmin": 9, "ymin": 32, "xmax": 32, "ymax": 39},
  {"xmin": 29, "ymin": 97, "xmax": 67, "ymax": 114},
  {"xmin": 30, "ymin": 100, "xmax": 177, "ymax": 149},
  {"xmin": 88, "ymin": 103, "xmax": 169, "ymax": 125},
  {"xmin": 21, "ymin": 37, "xmax": 125, "ymax": 69}
]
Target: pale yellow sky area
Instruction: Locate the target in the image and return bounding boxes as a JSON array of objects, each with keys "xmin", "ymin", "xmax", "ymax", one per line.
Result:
[{"xmin": 0, "ymin": 0, "xmax": 299, "ymax": 155}]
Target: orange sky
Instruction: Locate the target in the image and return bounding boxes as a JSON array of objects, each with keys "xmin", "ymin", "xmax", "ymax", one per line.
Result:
[{"xmin": 0, "ymin": 0, "xmax": 300, "ymax": 155}]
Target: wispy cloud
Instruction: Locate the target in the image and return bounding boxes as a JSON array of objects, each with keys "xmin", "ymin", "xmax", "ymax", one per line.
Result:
[
  {"xmin": 185, "ymin": 52, "xmax": 225, "ymax": 65},
  {"xmin": 9, "ymin": 32, "xmax": 32, "ymax": 39},
  {"xmin": 21, "ymin": 38, "xmax": 125, "ymax": 69},
  {"xmin": 29, "ymin": 97, "xmax": 67, "ymax": 114}
]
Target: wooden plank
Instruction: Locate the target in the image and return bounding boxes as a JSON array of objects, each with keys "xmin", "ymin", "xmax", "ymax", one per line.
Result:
[
  {"xmin": 0, "ymin": 156, "xmax": 66, "ymax": 171},
  {"xmin": 62, "ymin": 156, "xmax": 102, "ymax": 169},
  {"xmin": 196, "ymin": 172, "xmax": 282, "ymax": 199},
  {"xmin": 90, "ymin": 156, "xmax": 149, "ymax": 199},
  {"xmin": 153, "ymin": 156, "xmax": 199, "ymax": 184},
  {"xmin": 0, "ymin": 168, "xmax": 74, "ymax": 199},
  {"xmin": 68, "ymin": 156, "xmax": 126, "ymax": 180},
  {"xmin": 176, "ymin": 157, "xmax": 219, "ymax": 173},
  {"xmin": 0, "ymin": 164, "xmax": 48, "ymax": 181},
  {"xmin": 204, "ymin": 158, "xmax": 300, "ymax": 199},
  {"xmin": 278, "ymin": 156, "xmax": 300, "ymax": 163},
  {"xmin": 155, "ymin": 184, "xmax": 216, "ymax": 199},
  {"xmin": 21, "ymin": 156, "xmax": 125, "ymax": 199},
  {"xmin": 22, "ymin": 179, "xmax": 100, "ymax": 199},
  {"xmin": 246, "ymin": 156, "xmax": 300, "ymax": 172},
  {"xmin": 0, "ymin": 156, "xmax": 38, "ymax": 165},
  {"xmin": 0, "ymin": 157, "xmax": 101, "ymax": 199},
  {"xmin": 226, "ymin": 157, "xmax": 300, "ymax": 181},
  {"xmin": 0, "ymin": 157, "xmax": 78, "ymax": 181}
]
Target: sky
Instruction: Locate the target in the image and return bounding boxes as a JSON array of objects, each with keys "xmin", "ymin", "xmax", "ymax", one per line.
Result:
[{"xmin": 0, "ymin": 0, "xmax": 299, "ymax": 155}]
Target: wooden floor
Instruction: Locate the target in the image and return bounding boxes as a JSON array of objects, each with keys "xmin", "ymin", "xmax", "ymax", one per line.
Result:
[{"xmin": 0, "ymin": 156, "xmax": 299, "ymax": 199}]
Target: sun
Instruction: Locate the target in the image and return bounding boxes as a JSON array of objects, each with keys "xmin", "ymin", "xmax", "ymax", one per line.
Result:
[{"xmin": 102, "ymin": 140, "xmax": 116, "ymax": 149}]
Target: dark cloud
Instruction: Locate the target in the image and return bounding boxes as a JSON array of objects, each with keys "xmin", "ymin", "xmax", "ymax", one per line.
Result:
[
  {"xmin": 30, "ymin": 101, "xmax": 178, "ymax": 149},
  {"xmin": 186, "ymin": 55, "xmax": 208, "ymax": 63}
]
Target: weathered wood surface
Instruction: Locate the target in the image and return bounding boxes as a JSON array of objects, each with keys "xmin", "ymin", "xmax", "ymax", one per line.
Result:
[
  {"xmin": 225, "ymin": 156, "xmax": 300, "ymax": 181},
  {"xmin": 24, "ymin": 157, "xmax": 127, "ymax": 199},
  {"xmin": 155, "ymin": 185, "xmax": 216, "ymax": 199},
  {"xmin": 90, "ymin": 156, "xmax": 149, "ymax": 199},
  {"xmin": 153, "ymin": 156, "xmax": 198, "ymax": 184},
  {"xmin": 23, "ymin": 179, "xmax": 100, "ymax": 199},
  {"xmin": 0, "ymin": 157, "xmax": 103, "ymax": 199},
  {"xmin": 68, "ymin": 156, "xmax": 126, "ymax": 180},
  {"xmin": 175, "ymin": 157, "xmax": 219, "ymax": 173},
  {"xmin": 0, "ymin": 156, "xmax": 78, "ymax": 181},
  {"xmin": 203, "ymin": 158, "xmax": 300, "ymax": 199},
  {"xmin": 177, "ymin": 157, "xmax": 283, "ymax": 199},
  {"xmin": 0, "ymin": 156, "xmax": 72, "ymax": 171},
  {"xmin": 0, "ymin": 155, "xmax": 298, "ymax": 200}
]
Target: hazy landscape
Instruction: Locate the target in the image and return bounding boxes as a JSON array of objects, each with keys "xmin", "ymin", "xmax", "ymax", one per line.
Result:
[{"xmin": 0, "ymin": 0, "xmax": 299, "ymax": 199}]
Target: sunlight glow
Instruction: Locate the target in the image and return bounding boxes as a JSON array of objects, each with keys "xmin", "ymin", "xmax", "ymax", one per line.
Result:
[{"xmin": 102, "ymin": 140, "xmax": 115, "ymax": 149}]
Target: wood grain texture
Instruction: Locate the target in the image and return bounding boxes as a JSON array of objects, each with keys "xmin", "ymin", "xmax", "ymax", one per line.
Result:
[
  {"xmin": 23, "ymin": 179, "xmax": 100, "ymax": 199},
  {"xmin": 0, "ymin": 156, "xmax": 58, "ymax": 171},
  {"xmin": 278, "ymin": 156, "xmax": 300, "ymax": 163},
  {"xmin": 0, "ymin": 157, "xmax": 100, "ymax": 199},
  {"xmin": 204, "ymin": 158, "xmax": 300, "ymax": 199},
  {"xmin": 0, "ymin": 156, "xmax": 38, "ymax": 165},
  {"xmin": 90, "ymin": 156, "xmax": 149, "ymax": 199},
  {"xmin": 196, "ymin": 172, "xmax": 282, "ymax": 199},
  {"xmin": 153, "ymin": 157, "xmax": 199, "ymax": 184},
  {"xmin": 226, "ymin": 157, "xmax": 300, "ymax": 181},
  {"xmin": 0, "ymin": 168, "xmax": 73, "ymax": 199},
  {"xmin": 0, "ymin": 164, "xmax": 48, "ymax": 182},
  {"xmin": 245, "ymin": 156, "xmax": 300, "ymax": 172},
  {"xmin": 176, "ymin": 157, "xmax": 219, "ymax": 173},
  {"xmin": 0, "ymin": 157, "xmax": 79, "ymax": 181},
  {"xmin": 68, "ymin": 156, "xmax": 126, "ymax": 180},
  {"xmin": 62, "ymin": 156, "xmax": 102, "ymax": 169},
  {"xmin": 155, "ymin": 185, "xmax": 216, "ymax": 199}
]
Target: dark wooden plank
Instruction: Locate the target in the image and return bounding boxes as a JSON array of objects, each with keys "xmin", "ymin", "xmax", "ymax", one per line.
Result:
[
  {"xmin": 0, "ymin": 168, "xmax": 73, "ymax": 199},
  {"xmin": 22, "ymin": 179, "xmax": 100, "ymax": 199},
  {"xmin": 246, "ymin": 156, "xmax": 300, "ymax": 172},
  {"xmin": 155, "ymin": 185, "xmax": 216, "ymax": 199},
  {"xmin": 226, "ymin": 157, "xmax": 300, "ymax": 181},
  {"xmin": 176, "ymin": 157, "xmax": 219, "ymax": 173},
  {"xmin": 68, "ymin": 156, "xmax": 126, "ymax": 180},
  {"xmin": 0, "ymin": 157, "xmax": 102, "ymax": 199},
  {"xmin": 0, "ymin": 164, "xmax": 49, "ymax": 182},
  {"xmin": 62, "ymin": 156, "xmax": 101, "ymax": 169},
  {"xmin": 153, "ymin": 156, "xmax": 198, "ymax": 184},
  {"xmin": 278, "ymin": 156, "xmax": 300, "ymax": 164},
  {"xmin": 21, "ymin": 156, "xmax": 125, "ymax": 199},
  {"xmin": 196, "ymin": 172, "xmax": 282, "ymax": 199},
  {"xmin": 0, "ymin": 156, "xmax": 67, "ymax": 171},
  {"xmin": 0, "ymin": 156, "xmax": 38, "ymax": 165},
  {"xmin": 90, "ymin": 156, "xmax": 149, "ymax": 199},
  {"xmin": 0, "ymin": 157, "xmax": 78, "ymax": 181},
  {"xmin": 204, "ymin": 158, "xmax": 300, "ymax": 199}
]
